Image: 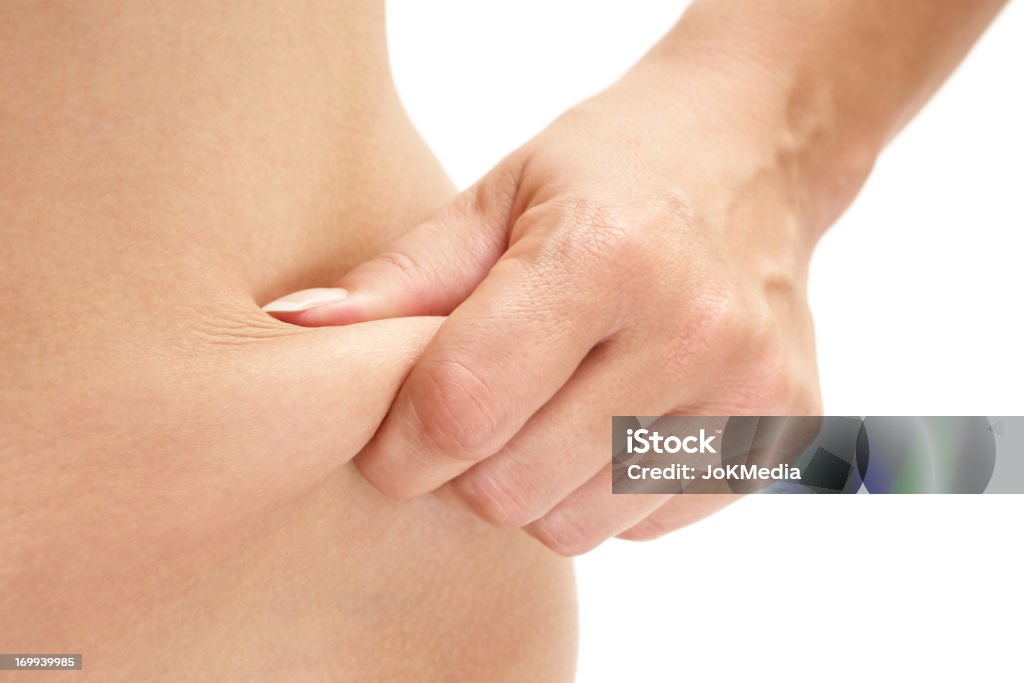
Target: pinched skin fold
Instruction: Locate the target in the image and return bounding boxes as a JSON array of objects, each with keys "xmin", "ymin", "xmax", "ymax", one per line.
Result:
[{"xmin": 0, "ymin": 2, "xmax": 576, "ymax": 680}]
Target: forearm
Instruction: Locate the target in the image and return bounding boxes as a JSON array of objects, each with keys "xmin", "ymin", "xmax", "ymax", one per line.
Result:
[{"xmin": 631, "ymin": 0, "xmax": 1007, "ymax": 237}]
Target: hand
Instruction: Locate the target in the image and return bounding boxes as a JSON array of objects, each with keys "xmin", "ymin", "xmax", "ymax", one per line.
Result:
[{"xmin": 264, "ymin": 59, "xmax": 834, "ymax": 555}]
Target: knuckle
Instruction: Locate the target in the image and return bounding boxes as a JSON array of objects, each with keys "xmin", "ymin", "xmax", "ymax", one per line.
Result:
[
  {"xmin": 457, "ymin": 469, "xmax": 537, "ymax": 528},
  {"xmin": 734, "ymin": 358, "xmax": 797, "ymax": 414},
  {"xmin": 467, "ymin": 153, "xmax": 525, "ymax": 217},
  {"xmin": 567, "ymin": 201, "xmax": 647, "ymax": 271},
  {"xmin": 758, "ymin": 362, "xmax": 796, "ymax": 413},
  {"xmin": 374, "ymin": 248, "xmax": 430, "ymax": 290},
  {"xmin": 586, "ymin": 220, "xmax": 646, "ymax": 268},
  {"xmin": 708, "ymin": 291, "xmax": 755, "ymax": 343},
  {"xmin": 703, "ymin": 298, "xmax": 803, "ymax": 413},
  {"xmin": 744, "ymin": 329, "xmax": 801, "ymax": 413},
  {"xmin": 667, "ymin": 290, "xmax": 747, "ymax": 362},
  {"xmin": 532, "ymin": 197, "xmax": 650, "ymax": 289},
  {"xmin": 408, "ymin": 357, "xmax": 499, "ymax": 460}
]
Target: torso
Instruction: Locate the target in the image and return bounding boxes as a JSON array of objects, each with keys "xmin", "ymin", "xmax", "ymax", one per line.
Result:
[{"xmin": 0, "ymin": 3, "xmax": 575, "ymax": 680}]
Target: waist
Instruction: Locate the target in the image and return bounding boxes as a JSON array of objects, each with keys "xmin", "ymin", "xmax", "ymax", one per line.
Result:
[
  {"xmin": 0, "ymin": 0, "xmax": 450, "ymax": 333},
  {"xmin": 0, "ymin": 4, "xmax": 577, "ymax": 677},
  {"xmin": 0, "ymin": 147, "xmax": 577, "ymax": 681}
]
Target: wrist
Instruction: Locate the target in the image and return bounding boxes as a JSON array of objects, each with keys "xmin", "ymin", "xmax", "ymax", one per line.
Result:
[{"xmin": 621, "ymin": 27, "xmax": 883, "ymax": 245}]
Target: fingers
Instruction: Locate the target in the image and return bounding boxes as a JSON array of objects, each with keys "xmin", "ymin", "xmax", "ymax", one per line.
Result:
[
  {"xmin": 352, "ymin": 195, "xmax": 663, "ymax": 500},
  {"xmin": 445, "ymin": 341, "xmax": 659, "ymax": 528},
  {"xmin": 439, "ymin": 341, "xmax": 676, "ymax": 555},
  {"xmin": 353, "ymin": 216, "xmax": 633, "ymax": 498},
  {"xmin": 262, "ymin": 158, "xmax": 523, "ymax": 327},
  {"xmin": 526, "ymin": 467, "xmax": 673, "ymax": 556}
]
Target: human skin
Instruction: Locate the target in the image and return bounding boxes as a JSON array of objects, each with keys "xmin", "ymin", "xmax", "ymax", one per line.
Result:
[
  {"xmin": 266, "ymin": 0, "xmax": 1009, "ymax": 554},
  {"xmin": 0, "ymin": 2, "xmax": 575, "ymax": 681}
]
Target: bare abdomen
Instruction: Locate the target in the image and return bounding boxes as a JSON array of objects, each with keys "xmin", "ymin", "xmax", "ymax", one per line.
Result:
[{"xmin": 0, "ymin": 2, "xmax": 576, "ymax": 679}]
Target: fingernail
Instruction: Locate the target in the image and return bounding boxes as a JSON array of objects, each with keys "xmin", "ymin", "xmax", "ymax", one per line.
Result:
[{"xmin": 262, "ymin": 288, "xmax": 349, "ymax": 313}]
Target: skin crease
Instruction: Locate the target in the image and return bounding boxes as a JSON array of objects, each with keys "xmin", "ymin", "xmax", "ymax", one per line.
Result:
[
  {"xmin": 0, "ymin": 0, "xmax": 1008, "ymax": 679},
  {"xmin": 0, "ymin": 2, "xmax": 575, "ymax": 681},
  {"xmin": 269, "ymin": 0, "xmax": 1009, "ymax": 555}
]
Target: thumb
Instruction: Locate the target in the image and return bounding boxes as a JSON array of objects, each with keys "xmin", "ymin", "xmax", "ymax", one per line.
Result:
[{"xmin": 263, "ymin": 158, "xmax": 523, "ymax": 327}]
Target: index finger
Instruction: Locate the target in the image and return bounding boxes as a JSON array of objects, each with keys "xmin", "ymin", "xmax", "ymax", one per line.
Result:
[{"xmin": 354, "ymin": 216, "xmax": 629, "ymax": 498}]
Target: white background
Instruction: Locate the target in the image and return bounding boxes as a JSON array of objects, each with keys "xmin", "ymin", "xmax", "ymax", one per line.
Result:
[{"xmin": 388, "ymin": 2, "xmax": 1024, "ymax": 681}]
